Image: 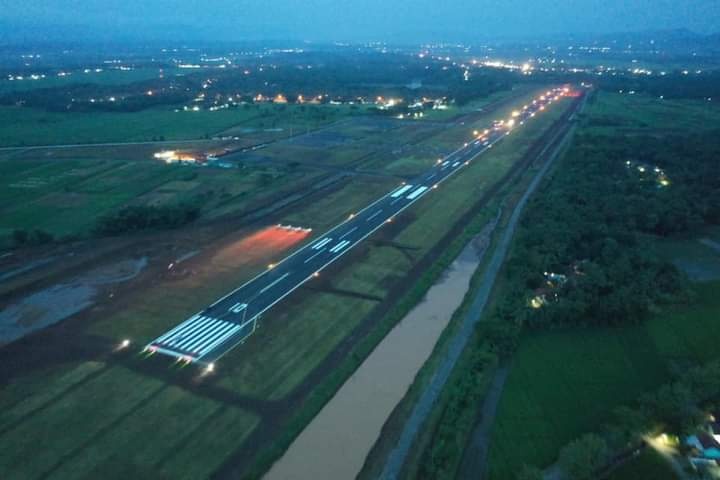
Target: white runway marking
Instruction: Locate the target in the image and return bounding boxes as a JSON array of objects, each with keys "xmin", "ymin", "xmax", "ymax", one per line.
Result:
[
  {"xmin": 329, "ymin": 240, "xmax": 351, "ymax": 253},
  {"xmin": 259, "ymin": 272, "xmax": 290, "ymax": 294},
  {"xmin": 304, "ymin": 248, "xmax": 326, "ymax": 264},
  {"xmin": 339, "ymin": 226, "xmax": 358, "ymax": 240},
  {"xmin": 312, "ymin": 237, "xmax": 333, "ymax": 250},
  {"xmin": 366, "ymin": 209, "xmax": 383, "ymax": 222},
  {"xmin": 390, "ymin": 184, "xmax": 413, "ymax": 198},
  {"xmin": 406, "ymin": 186, "xmax": 428, "ymax": 200}
]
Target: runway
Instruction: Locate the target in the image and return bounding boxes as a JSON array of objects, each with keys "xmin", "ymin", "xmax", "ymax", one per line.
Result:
[{"xmin": 145, "ymin": 87, "xmax": 569, "ymax": 365}]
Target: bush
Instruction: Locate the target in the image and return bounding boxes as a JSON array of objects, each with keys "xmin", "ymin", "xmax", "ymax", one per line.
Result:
[
  {"xmin": 94, "ymin": 203, "xmax": 200, "ymax": 236},
  {"xmin": 11, "ymin": 228, "xmax": 54, "ymax": 247},
  {"xmin": 558, "ymin": 434, "xmax": 608, "ymax": 480}
]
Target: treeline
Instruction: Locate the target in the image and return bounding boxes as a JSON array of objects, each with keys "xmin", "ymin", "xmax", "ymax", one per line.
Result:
[
  {"xmin": 597, "ymin": 71, "xmax": 720, "ymax": 100},
  {"xmin": 94, "ymin": 203, "xmax": 200, "ymax": 235},
  {"xmin": 0, "ymin": 52, "xmax": 516, "ymax": 113},
  {"xmin": 10, "ymin": 228, "xmax": 54, "ymax": 247},
  {"xmin": 539, "ymin": 71, "xmax": 720, "ymax": 101},
  {"xmin": 412, "ymin": 98, "xmax": 719, "ymax": 479},
  {"xmin": 495, "ymin": 128, "xmax": 720, "ymax": 330},
  {"xmin": 535, "ymin": 360, "xmax": 720, "ymax": 480}
]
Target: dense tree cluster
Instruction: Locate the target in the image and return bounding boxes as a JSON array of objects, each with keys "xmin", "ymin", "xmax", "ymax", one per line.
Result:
[
  {"xmin": 597, "ymin": 71, "xmax": 720, "ymax": 101},
  {"xmin": 94, "ymin": 203, "xmax": 200, "ymax": 235},
  {"xmin": 0, "ymin": 53, "xmax": 514, "ymax": 113},
  {"xmin": 492, "ymin": 126, "xmax": 720, "ymax": 330},
  {"xmin": 11, "ymin": 228, "xmax": 53, "ymax": 247},
  {"xmin": 538, "ymin": 361, "xmax": 720, "ymax": 480}
]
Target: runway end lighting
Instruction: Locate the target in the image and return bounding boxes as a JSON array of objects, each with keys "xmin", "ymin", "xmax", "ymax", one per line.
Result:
[
  {"xmin": 432, "ymin": 184, "xmax": 438, "ymax": 189},
  {"xmin": 268, "ymin": 263, "xmax": 276, "ymax": 269},
  {"xmin": 473, "ymin": 130, "xmax": 479, "ymax": 136},
  {"xmin": 313, "ymin": 272, "xmax": 320, "ymax": 278},
  {"xmin": 120, "ymin": 339, "xmax": 131, "ymax": 349},
  {"xmin": 386, "ymin": 218, "xmax": 393, "ymax": 223},
  {"xmin": 348, "ymin": 213, "xmax": 355, "ymax": 219},
  {"xmin": 206, "ymin": 363, "xmax": 215, "ymax": 373}
]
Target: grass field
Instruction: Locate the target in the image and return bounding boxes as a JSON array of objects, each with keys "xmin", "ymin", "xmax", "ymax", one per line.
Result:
[
  {"xmin": 417, "ymin": 88, "xmax": 523, "ymax": 122},
  {"xmin": 606, "ymin": 448, "xmax": 680, "ymax": 480},
  {"xmin": 484, "ymin": 90, "xmax": 720, "ymax": 479},
  {"xmin": 213, "ymin": 102, "xmax": 569, "ymax": 401},
  {"xmin": 0, "ymin": 155, "xmax": 315, "ymax": 239},
  {"xmin": 584, "ymin": 91, "xmax": 720, "ymax": 134},
  {"xmin": 487, "ymin": 281, "xmax": 720, "ymax": 479},
  {"xmin": 0, "ymin": 103, "xmax": 363, "ymax": 147},
  {"xmin": 0, "ymin": 362, "xmax": 259, "ymax": 480},
  {"xmin": 0, "ymin": 67, "xmax": 174, "ymax": 94},
  {"xmin": 0, "ymin": 89, "xmax": 572, "ymax": 479}
]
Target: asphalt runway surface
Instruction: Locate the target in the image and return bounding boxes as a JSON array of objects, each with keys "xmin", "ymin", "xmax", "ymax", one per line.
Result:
[{"xmin": 146, "ymin": 88, "xmax": 568, "ymax": 365}]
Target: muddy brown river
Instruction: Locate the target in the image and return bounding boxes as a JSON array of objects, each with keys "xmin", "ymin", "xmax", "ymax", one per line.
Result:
[{"xmin": 265, "ymin": 235, "xmax": 488, "ymax": 480}]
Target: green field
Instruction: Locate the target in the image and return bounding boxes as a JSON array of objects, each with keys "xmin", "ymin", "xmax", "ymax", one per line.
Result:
[
  {"xmin": 418, "ymin": 88, "xmax": 526, "ymax": 122},
  {"xmin": 584, "ymin": 91, "xmax": 720, "ymax": 134},
  {"xmin": 0, "ymin": 155, "xmax": 315, "ymax": 239},
  {"xmin": 0, "ymin": 89, "xmax": 574, "ymax": 478},
  {"xmin": 0, "ymin": 362, "xmax": 259, "ymax": 480},
  {"xmin": 483, "ymin": 90, "xmax": 720, "ymax": 479},
  {"xmin": 213, "ymin": 100, "xmax": 572, "ymax": 401},
  {"xmin": 606, "ymin": 448, "xmax": 680, "ymax": 480},
  {"xmin": 0, "ymin": 67, "xmax": 177, "ymax": 94},
  {"xmin": 487, "ymin": 281, "xmax": 720, "ymax": 479},
  {"xmin": 0, "ymin": 103, "xmax": 364, "ymax": 147}
]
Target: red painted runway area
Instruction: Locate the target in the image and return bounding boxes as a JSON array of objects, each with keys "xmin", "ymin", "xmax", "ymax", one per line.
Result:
[{"xmin": 212, "ymin": 225, "xmax": 312, "ymax": 269}]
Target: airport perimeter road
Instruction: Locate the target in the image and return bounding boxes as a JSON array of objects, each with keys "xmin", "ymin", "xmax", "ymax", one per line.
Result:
[{"xmin": 145, "ymin": 88, "xmax": 570, "ymax": 366}]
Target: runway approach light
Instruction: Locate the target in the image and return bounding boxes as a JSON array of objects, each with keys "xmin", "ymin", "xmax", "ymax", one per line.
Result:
[
  {"xmin": 348, "ymin": 213, "xmax": 356, "ymax": 219},
  {"xmin": 268, "ymin": 263, "xmax": 276, "ymax": 269},
  {"xmin": 206, "ymin": 363, "xmax": 215, "ymax": 373},
  {"xmin": 473, "ymin": 130, "xmax": 479, "ymax": 136},
  {"xmin": 313, "ymin": 272, "xmax": 320, "ymax": 278},
  {"xmin": 120, "ymin": 339, "xmax": 131, "ymax": 348}
]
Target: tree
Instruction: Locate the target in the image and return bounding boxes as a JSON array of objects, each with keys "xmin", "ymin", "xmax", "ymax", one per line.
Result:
[
  {"xmin": 646, "ymin": 383, "xmax": 702, "ymax": 434},
  {"xmin": 12, "ymin": 229, "xmax": 28, "ymax": 246},
  {"xmin": 558, "ymin": 434, "xmax": 608, "ymax": 480},
  {"xmin": 516, "ymin": 464, "xmax": 544, "ymax": 480}
]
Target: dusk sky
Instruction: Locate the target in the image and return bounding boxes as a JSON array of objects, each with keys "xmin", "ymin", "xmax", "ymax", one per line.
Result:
[{"xmin": 3, "ymin": 0, "xmax": 719, "ymax": 43}]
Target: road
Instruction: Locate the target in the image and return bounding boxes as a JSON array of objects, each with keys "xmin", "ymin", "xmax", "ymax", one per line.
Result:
[{"xmin": 145, "ymin": 88, "xmax": 570, "ymax": 366}]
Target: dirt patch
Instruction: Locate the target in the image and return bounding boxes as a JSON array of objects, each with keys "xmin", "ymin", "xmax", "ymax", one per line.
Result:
[{"xmin": 0, "ymin": 257, "xmax": 147, "ymax": 345}]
